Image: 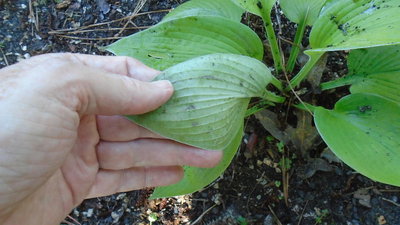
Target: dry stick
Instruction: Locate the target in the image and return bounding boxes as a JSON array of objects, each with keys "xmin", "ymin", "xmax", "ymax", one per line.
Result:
[
  {"xmin": 0, "ymin": 48, "xmax": 9, "ymax": 66},
  {"xmin": 382, "ymin": 197, "xmax": 400, "ymax": 207},
  {"xmin": 268, "ymin": 205, "xmax": 284, "ymax": 225},
  {"xmin": 48, "ymin": 9, "xmax": 171, "ymax": 33},
  {"xmin": 48, "ymin": 26, "xmax": 150, "ymax": 34},
  {"xmin": 282, "ymin": 152, "xmax": 289, "ymax": 206},
  {"xmin": 378, "ymin": 189, "xmax": 400, "ymax": 193},
  {"xmin": 283, "ymin": 70, "xmax": 314, "ymax": 116},
  {"xmin": 190, "ymin": 204, "xmax": 217, "ymax": 225},
  {"xmin": 61, "ymin": 221, "xmax": 75, "ymax": 225},
  {"xmin": 114, "ymin": 0, "xmax": 148, "ymax": 37},
  {"xmin": 246, "ymin": 172, "xmax": 265, "ymax": 214},
  {"xmin": 67, "ymin": 215, "xmax": 82, "ymax": 225},
  {"xmin": 54, "ymin": 35, "xmax": 125, "ymax": 41},
  {"xmin": 297, "ymin": 200, "xmax": 309, "ymax": 225}
]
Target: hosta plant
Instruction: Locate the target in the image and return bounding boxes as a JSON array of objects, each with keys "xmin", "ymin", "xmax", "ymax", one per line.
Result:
[{"xmin": 107, "ymin": 0, "xmax": 400, "ymax": 198}]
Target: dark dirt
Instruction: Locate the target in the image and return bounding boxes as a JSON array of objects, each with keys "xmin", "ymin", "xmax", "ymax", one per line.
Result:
[{"xmin": 1, "ymin": 0, "xmax": 400, "ymax": 225}]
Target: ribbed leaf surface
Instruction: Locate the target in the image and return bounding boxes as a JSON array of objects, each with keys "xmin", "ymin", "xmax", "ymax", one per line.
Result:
[
  {"xmin": 230, "ymin": 0, "xmax": 277, "ymax": 17},
  {"xmin": 280, "ymin": 0, "xmax": 327, "ymax": 25},
  {"xmin": 315, "ymin": 93, "xmax": 400, "ymax": 186},
  {"xmin": 107, "ymin": 16, "xmax": 263, "ymax": 70},
  {"xmin": 163, "ymin": 0, "xmax": 244, "ymax": 22},
  {"xmin": 152, "ymin": 125, "xmax": 243, "ymax": 198},
  {"xmin": 127, "ymin": 54, "xmax": 272, "ymax": 150},
  {"xmin": 310, "ymin": 0, "xmax": 400, "ymax": 51},
  {"xmin": 321, "ymin": 45, "xmax": 400, "ymax": 103}
]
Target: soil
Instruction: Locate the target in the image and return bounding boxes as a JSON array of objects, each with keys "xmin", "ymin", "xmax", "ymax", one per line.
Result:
[{"xmin": 1, "ymin": 0, "xmax": 400, "ymax": 225}]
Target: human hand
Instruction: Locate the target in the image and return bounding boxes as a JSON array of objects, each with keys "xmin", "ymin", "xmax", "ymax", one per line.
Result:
[{"xmin": 0, "ymin": 53, "xmax": 222, "ymax": 225}]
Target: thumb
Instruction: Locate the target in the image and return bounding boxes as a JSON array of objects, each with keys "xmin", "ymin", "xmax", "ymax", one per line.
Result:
[{"xmin": 76, "ymin": 68, "xmax": 173, "ymax": 116}]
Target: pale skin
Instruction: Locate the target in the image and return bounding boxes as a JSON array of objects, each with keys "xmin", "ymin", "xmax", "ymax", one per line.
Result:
[{"xmin": 0, "ymin": 53, "xmax": 222, "ymax": 225}]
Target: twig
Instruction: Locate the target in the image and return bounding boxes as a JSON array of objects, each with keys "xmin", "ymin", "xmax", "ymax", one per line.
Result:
[
  {"xmin": 246, "ymin": 172, "xmax": 264, "ymax": 214},
  {"xmin": 48, "ymin": 26, "xmax": 150, "ymax": 34},
  {"xmin": 382, "ymin": 197, "xmax": 400, "ymax": 207},
  {"xmin": 54, "ymin": 34, "xmax": 125, "ymax": 41},
  {"xmin": 67, "ymin": 215, "xmax": 82, "ymax": 225},
  {"xmin": 48, "ymin": 9, "xmax": 171, "ymax": 34},
  {"xmin": 278, "ymin": 36, "xmax": 296, "ymax": 46},
  {"xmin": 114, "ymin": 0, "xmax": 148, "ymax": 37},
  {"xmin": 378, "ymin": 189, "xmax": 400, "ymax": 193},
  {"xmin": 61, "ymin": 221, "xmax": 75, "ymax": 225},
  {"xmin": 297, "ymin": 200, "xmax": 309, "ymax": 225},
  {"xmin": 0, "ymin": 48, "xmax": 9, "ymax": 66},
  {"xmin": 268, "ymin": 205, "xmax": 283, "ymax": 225},
  {"xmin": 282, "ymin": 152, "xmax": 290, "ymax": 206},
  {"xmin": 191, "ymin": 204, "xmax": 217, "ymax": 225},
  {"xmin": 282, "ymin": 65, "xmax": 314, "ymax": 116}
]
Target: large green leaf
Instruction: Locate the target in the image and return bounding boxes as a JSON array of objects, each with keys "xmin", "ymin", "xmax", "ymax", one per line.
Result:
[
  {"xmin": 152, "ymin": 124, "xmax": 243, "ymax": 198},
  {"xmin": 310, "ymin": 0, "xmax": 400, "ymax": 51},
  {"xmin": 321, "ymin": 45, "xmax": 400, "ymax": 103},
  {"xmin": 127, "ymin": 53, "xmax": 272, "ymax": 150},
  {"xmin": 162, "ymin": 0, "xmax": 244, "ymax": 22},
  {"xmin": 290, "ymin": 0, "xmax": 400, "ymax": 88},
  {"xmin": 107, "ymin": 16, "xmax": 263, "ymax": 70},
  {"xmin": 128, "ymin": 53, "xmax": 273, "ymax": 197},
  {"xmin": 347, "ymin": 45, "xmax": 400, "ymax": 76},
  {"xmin": 280, "ymin": 0, "xmax": 327, "ymax": 25},
  {"xmin": 314, "ymin": 93, "xmax": 400, "ymax": 186},
  {"xmin": 230, "ymin": 0, "xmax": 277, "ymax": 17}
]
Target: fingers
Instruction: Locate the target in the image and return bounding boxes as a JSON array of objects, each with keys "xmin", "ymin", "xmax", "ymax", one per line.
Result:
[
  {"xmin": 97, "ymin": 139, "xmax": 223, "ymax": 169},
  {"xmin": 74, "ymin": 67, "xmax": 173, "ymax": 116},
  {"xmin": 97, "ymin": 115, "xmax": 163, "ymax": 141},
  {"xmin": 67, "ymin": 53, "xmax": 161, "ymax": 81},
  {"xmin": 86, "ymin": 166, "xmax": 183, "ymax": 199}
]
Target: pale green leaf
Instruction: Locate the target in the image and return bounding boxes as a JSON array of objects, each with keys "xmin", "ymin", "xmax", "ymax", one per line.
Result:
[
  {"xmin": 310, "ymin": 0, "xmax": 400, "ymax": 51},
  {"xmin": 320, "ymin": 45, "xmax": 400, "ymax": 103},
  {"xmin": 314, "ymin": 93, "xmax": 400, "ymax": 186},
  {"xmin": 151, "ymin": 124, "xmax": 243, "ymax": 198},
  {"xmin": 107, "ymin": 16, "xmax": 263, "ymax": 70},
  {"xmin": 347, "ymin": 45, "xmax": 400, "ymax": 75},
  {"xmin": 290, "ymin": 0, "xmax": 400, "ymax": 88},
  {"xmin": 280, "ymin": 0, "xmax": 327, "ymax": 25},
  {"xmin": 230, "ymin": 0, "xmax": 277, "ymax": 17},
  {"xmin": 127, "ymin": 53, "xmax": 272, "ymax": 150},
  {"xmin": 163, "ymin": 0, "xmax": 244, "ymax": 22}
]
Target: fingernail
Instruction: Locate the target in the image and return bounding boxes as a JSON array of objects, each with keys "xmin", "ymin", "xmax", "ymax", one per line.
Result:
[
  {"xmin": 153, "ymin": 80, "xmax": 173, "ymax": 99},
  {"xmin": 153, "ymin": 80, "xmax": 173, "ymax": 90}
]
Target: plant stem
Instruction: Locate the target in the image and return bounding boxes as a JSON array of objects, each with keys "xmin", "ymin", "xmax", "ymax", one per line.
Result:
[
  {"xmin": 261, "ymin": 11, "xmax": 284, "ymax": 73},
  {"xmin": 286, "ymin": 20, "xmax": 307, "ymax": 73},
  {"xmin": 262, "ymin": 91, "xmax": 286, "ymax": 103},
  {"xmin": 287, "ymin": 51, "xmax": 324, "ymax": 90},
  {"xmin": 293, "ymin": 102, "xmax": 319, "ymax": 114},
  {"xmin": 320, "ymin": 75, "xmax": 360, "ymax": 90},
  {"xmin": 270, "ymin": 76, "xmax": 283, "ymax": 91}
]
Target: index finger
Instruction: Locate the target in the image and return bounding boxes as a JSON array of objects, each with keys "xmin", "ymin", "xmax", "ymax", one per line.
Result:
[{"xmin": 69, "ymin": 54, "xmax": 160, "ymax": 81}]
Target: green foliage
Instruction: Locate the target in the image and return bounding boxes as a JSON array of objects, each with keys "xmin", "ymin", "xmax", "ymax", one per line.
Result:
[
  {"xmin": 107, "ymin": 16, "xmax": 263, "ymax": 71},
  {"xmin": 128, "ymin": 54, "xmax": 273, "ymax": 150},
  {"xmin": 162, "ymin": 0, "xmax": 244, "ymax": 22},
  {"xmin": 280, "ymin": 0, "xmax": 326, "ymax": 25},
  {"xmin": 315, "ymin": 209, "xmax": 329, "ymax": 224},
  {"xmin": 237, "ymin": 216, "xmax": 249, "ymax": 225},
  {"xmin": 108, "ymin": 0, "xmax": 400, "ymax": 197},
  {"xmin": 290, "ymin": 0, "xmax": 400, "ymax": 88},
  {"xmin": 230, "ymin": 0, "xmax": 277, "ymax": 17},
  {"xmin": 129, "ymin": 54, "xmax": 272, "ymax": 198},
  {"xmin": 280, "ymin": 0, "xmax": 327, "ymax": 71},
  {"xmin": 315, "ymin": 94, "xmax": 400, "ymax": 186}
]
